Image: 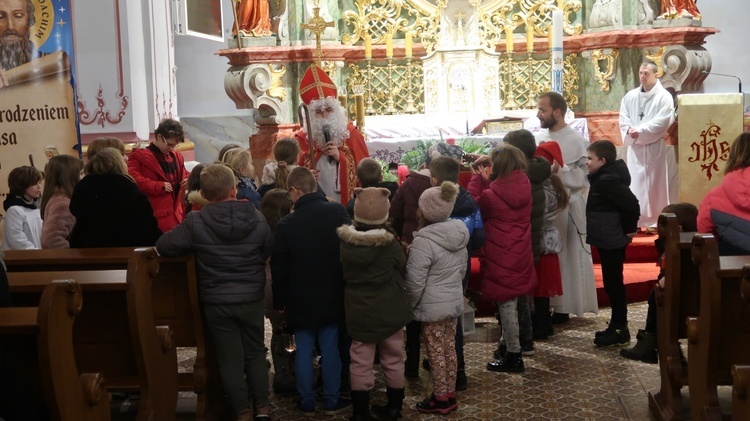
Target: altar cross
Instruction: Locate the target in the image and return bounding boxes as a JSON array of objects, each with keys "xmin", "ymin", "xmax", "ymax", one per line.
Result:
[{"xmin": 301, "ymin": 6, "xmax": 334, "ymax": 65}]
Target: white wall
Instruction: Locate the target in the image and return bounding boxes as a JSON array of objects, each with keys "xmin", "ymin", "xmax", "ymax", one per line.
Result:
[
  {"xmin": 700, "ymin": 1, "xmax": 750, "ymax": 110},
  {"xmin": 173, "ymin": 2, "xmax": 248, "ymax": 117}
]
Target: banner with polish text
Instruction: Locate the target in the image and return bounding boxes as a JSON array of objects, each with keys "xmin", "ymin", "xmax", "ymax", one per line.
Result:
[{"xmin": 0, "ymin": 0, "xmax": 79, "ymax": 213}]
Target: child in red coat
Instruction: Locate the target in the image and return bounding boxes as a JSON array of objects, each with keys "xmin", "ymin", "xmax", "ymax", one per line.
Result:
[{"xmin": 468, "ymin": 145, "xmax": 537, "ymax": 373}]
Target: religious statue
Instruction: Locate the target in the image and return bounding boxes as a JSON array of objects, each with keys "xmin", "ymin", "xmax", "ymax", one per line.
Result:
[
  {"xmin": 232, "ymin": 0, "xmax": 272, "ymax": 37},
  {"xmin": 658, "ymin": 0, "xmax": 701, "ymax": 20}
]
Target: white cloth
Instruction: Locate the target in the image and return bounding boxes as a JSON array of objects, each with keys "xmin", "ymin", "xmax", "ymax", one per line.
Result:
[
  {"xmin": 316, "ymin": 157, "xmax": 340, "ymax": 203},
  {"xmin": 619, "ymin": 80, "xmax": 675, "ymax": 227},
  {"xmin": 539, "ymin": 126, "xmax": 598, "ymax": 316},
  {"xmin": 2, "ymin": 206, "xmax": 42, "ymax": 250}
]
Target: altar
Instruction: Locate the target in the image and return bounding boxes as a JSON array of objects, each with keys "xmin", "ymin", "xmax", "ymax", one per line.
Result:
[{"xmin": 362, "ymin": 111, "xmax": 589, "ymax": 163}]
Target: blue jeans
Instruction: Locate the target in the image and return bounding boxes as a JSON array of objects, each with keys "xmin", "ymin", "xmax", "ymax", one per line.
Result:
[{"xmin": 295, "ymin": 323, "xmax": 341, "ymax": 410}]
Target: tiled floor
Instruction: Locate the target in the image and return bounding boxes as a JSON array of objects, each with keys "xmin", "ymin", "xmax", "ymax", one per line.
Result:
[{"xmin": 113, "ymin": 302, "xmax": 685, "ymax": 420}]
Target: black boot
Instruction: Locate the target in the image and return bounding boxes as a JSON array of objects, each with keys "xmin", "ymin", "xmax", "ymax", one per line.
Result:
[
  {"xmin": 619, "ymin": 329, "xmax": 658, "ymax": 364},
  {"xmin": 532, "ymin": 297, "xmax": 550, "ymax": 340},
  {"xmin": 487, "ymin": 352, "xmax": 525, "ymax": 373},
  {"xmin": 371, "ymin": 387, "xmax": 404, "ymax": 420},
  {"xmin": 455, "ymin": 357, "xmax": 467, "ymax": 391},
  {"xmin": 350, "ymin": 390, "xmax": 372, "ymax": 421}
]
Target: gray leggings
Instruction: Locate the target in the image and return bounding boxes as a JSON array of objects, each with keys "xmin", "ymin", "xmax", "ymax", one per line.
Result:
[{"xmin": 497, "ymin": 298, "xmax": 520, "ymax": 353}]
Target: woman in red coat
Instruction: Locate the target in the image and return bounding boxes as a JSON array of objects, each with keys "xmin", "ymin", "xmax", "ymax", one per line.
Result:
[{"xmin": 468, "ymin": 145, "xmax": 537, "ymax": 373}]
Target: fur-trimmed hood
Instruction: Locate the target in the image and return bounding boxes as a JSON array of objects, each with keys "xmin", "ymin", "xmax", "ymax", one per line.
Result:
[
  {"xmin": 337, "ymin": 225, "xmax": 394, "ymax": 247},
  {"xmin": 187, "ymin": 190, "xmax": 210, "ymax": 207}
]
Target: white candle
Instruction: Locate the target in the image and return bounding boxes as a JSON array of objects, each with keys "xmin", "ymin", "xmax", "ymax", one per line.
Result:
[
  {"xmin": 550, "ymin": 9, "xmax": 564, "ymax": 94},
  {"xmin": 552, "ymin": 10, "xmax": 563, "ymax": 50}
]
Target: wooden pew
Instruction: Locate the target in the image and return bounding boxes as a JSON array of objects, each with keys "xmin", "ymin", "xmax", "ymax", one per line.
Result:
[
  {"xmin": 649, "ymin": 214, "xmax": 700, "ymax": 421},
  {"xmin": 0, "ymin": 280, "xmax": 111, "ymax": 421},
  {"xmin": 4, "ymin": 247, "xmax": 226, "ymax": 421},
  {"xmin": 7, "ymin": 248, "xmax": 178, "ymax": 421},
  {"xmin": 687, "ymin": 234, "xmax": 750, "ymax": 421},
  {"xmin": 733, "ymin": 365, "xmax": 750, "ymax": 421}
]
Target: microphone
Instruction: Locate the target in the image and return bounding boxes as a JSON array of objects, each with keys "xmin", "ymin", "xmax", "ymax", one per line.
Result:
[
  {"xmin": 322, "ymin": 124, "xmax": 334, "ymax": 163},
  {"xmin": 702, "ymin": 71, "xmax": 743, "ymax": 93}
]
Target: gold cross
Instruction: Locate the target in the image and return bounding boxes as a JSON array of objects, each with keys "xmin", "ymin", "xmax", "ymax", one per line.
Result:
[{"xmin": 301, "ymin": 7, "xmax": 334, "ymax": 65}]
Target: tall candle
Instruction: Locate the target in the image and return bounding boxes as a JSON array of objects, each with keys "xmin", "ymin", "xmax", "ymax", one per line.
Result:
[
  {"xmin": 405, "ymin": 32, "xmax": 413, "ymax": 58},
  {"xmin": 526, "ymin": 25, "xmax": 534, "ymax": 52},
  {"xmin": 355, "ymin": 94, "xmax": 365, "ymax": 128},
  {"xmin": 338, "ymin": 95, "xmax": 348, "ymax": 117},
  {"xmin": 552, "ymin": 9, "xmax": 563, "ymax": 49},
  {"xmin": 550, "ymin": 9, "xmax": 564, "ymax": 94},
  {"xmin": 364, "ymin": 36, "xmax": 372, "ymax": 59},
  {"xmin": 385, "ymin": 33, "xmax": 393, "ymax": 58},
  {"xmin": 504, "ymin": 27, "xmax": 514, "ymax": 53}
]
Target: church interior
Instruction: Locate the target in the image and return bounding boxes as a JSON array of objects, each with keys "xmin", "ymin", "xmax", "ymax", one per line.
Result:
[{"xmin": 2, "ymin": 0, "xmax": 750, "ymax": 420}]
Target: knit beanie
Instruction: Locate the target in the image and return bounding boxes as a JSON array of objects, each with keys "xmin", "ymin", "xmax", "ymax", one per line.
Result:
[
  {"xmin": 419, "ymin": 181, "xmax": 459, "ymax": 223},
  {"xmin": 353, "ymin": 187, "xmax": 391, "ymax": 225},
  {"xmin": 504, "ymin": 129, "xmax": 537, "ymax": 159},
  {"xmin": 534, "ymin": 141, "xmax": 565, "ymax": 167},
  {"xmin": 424, "ymin": 143, "xmax": 464, "ymax": 166}
]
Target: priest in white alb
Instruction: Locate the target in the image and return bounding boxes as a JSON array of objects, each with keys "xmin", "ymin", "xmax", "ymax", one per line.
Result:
[
  {"xmin": 619, "ymin": 61, "xmax": 675, "ymax": 228},
  {"xmin": 536, "ymin": 92, "xmax": 598, "ymax": 319}
]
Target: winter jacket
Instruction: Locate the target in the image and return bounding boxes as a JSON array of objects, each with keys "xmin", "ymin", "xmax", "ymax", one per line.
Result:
[
  {"xmin": 237, "ymin": 176, "xmax": 261, "ymax": 209},
  {"xmin": 156, "ymin": 200, "xmax": 272, "ymax": 305},
  {"xmin": 69, "ymin": 174, "xmax": 162, "ymax": 248},
  {"xmin": 127, "ymin": 147, "xmax": 188, "ymax": 234},
  {"xmin": 586, "ymin": 160, "xmax": 640, "ymax": 250},
  {"xmin": 405, "ymin": 219, "xmax": 468, "ymax": 322},
  {"xmin": 468, "ymin": 170, "xmax": 537, "ymax": 302},
  {"xmin": 41, "ymin": 192, "xmax": 75, "ymax": 249},
  {"xmin": 451, "ymin": 187, "xmax": 485, "ymax": 253},
  {"xmin": 527, "ymin": 157, "xmax": 552, "ymax": 260},
  {"xmin": 698, "ymin": 167, "xmax": 750, "ymax": 253},
  {"xmin": 42, "ymin": 191, "xmax": 76, "ymax": 249},
  {"xmin": 271, "ymin": 191, "xmax": 351, "ymax": 329},
  {"xmin": 337, "ymin": 225, "xmax": 412, "ymax": 342},
  {"xmin": 1, "ymin": 195, "xmax": 41, "ymax": 250},
  {"xmin": 389, "ymin": 170, "xmax": 431, "ymax": 244}
]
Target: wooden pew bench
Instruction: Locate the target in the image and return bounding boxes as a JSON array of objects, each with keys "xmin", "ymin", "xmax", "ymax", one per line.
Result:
[
  {"xmin": 687, "ymin": 234, "xmax": 750, "ymax": 421},
  {"xmin": 4, "ymin": 247, "xmax": 226, "ymax": 421},
  {"xmin": 0, "ymin": 280, "xmax": 110, "ymax": 421},
  {"xmin": 6, "ymin": 248, "xmax": 178, "ymax": 421},
  {"xmin": 649, "ymin": 213, "xmax": 700, "ymax": 421},
  {"xmin": 730, "ymin": 265, "xmax": 750, "ymax": 421}
]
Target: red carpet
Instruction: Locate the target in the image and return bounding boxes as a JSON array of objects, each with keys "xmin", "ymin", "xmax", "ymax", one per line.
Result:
[{"xmin": 468, "ymin": 234, "xmax": 660, "ymax": 316}]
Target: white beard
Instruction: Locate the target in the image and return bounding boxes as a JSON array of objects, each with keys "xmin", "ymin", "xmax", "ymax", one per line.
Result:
[{"xmin": 305, "ymin": 97, "xmax": 349, "ymax": 149}]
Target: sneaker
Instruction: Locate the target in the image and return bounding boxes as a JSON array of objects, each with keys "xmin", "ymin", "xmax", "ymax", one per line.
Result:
[
  {"xmin": 323, "ymin": 398, "xmax": 352, "ymax": 415},
  {"xmin": 296, "ymin": 401, "xmax": 316, "ymax": 416},
  {"xmin": 594, "ymin": 328, "xmax": 631, "ymax": 347},
  {"xmin": 416, "ymin": 395, "xmax": 457, "ymax": 415},
  {"xmin": 521, "ymin": 342, "xmax": 535, "ymax": 357},
  {"xmin": 595, "ymin": 324, "xmax": 611, "ymax": 337}
]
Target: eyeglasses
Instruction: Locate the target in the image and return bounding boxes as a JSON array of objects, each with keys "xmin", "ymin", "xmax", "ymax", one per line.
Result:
[{"xmin": 160, "ymin": 136, "xmax": 178, "ymax": 149}]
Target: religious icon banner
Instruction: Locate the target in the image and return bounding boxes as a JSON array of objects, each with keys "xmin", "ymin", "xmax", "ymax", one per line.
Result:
[
  {"xmin": 677, "ymin": 93, "xmax": 744, "ymax": 206},
  {"xmin": 0, "ymin": 0, "xmax": 78, "ymax": 215}
]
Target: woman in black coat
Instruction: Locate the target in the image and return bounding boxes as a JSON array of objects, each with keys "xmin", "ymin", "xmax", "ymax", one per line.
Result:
[{"xmin": 69, "ymin": 148, "xmax": 162, "ymax": 248}]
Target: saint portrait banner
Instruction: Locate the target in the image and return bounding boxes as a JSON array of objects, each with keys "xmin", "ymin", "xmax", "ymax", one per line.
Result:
[
  {"xmin": 0, "ymin": 0, "xmax": 79, "ymax": 213},
  {"xmin": 677, "ymin": 93, "xmax": 744, "ymax": 205}
]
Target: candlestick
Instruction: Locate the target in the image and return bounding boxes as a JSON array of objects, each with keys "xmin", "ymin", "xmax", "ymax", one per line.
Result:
[
  {"xmin": 504, "ymin": 27, "xmax": 514, "ymax": 53},
  {"xmin": 526, "ymin": 25, "xmax": 534, "ymax": 52},
  {"xmin": 405, "ymin": 32, "xmax": 413, "ymax": 58},
  {"xmin": 364, "ymin": 35, "xmax": 372, "ymax": 60},
  {"xmin": 385, "ymin": 33, "xmax": 393, "ymax": 58}
]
